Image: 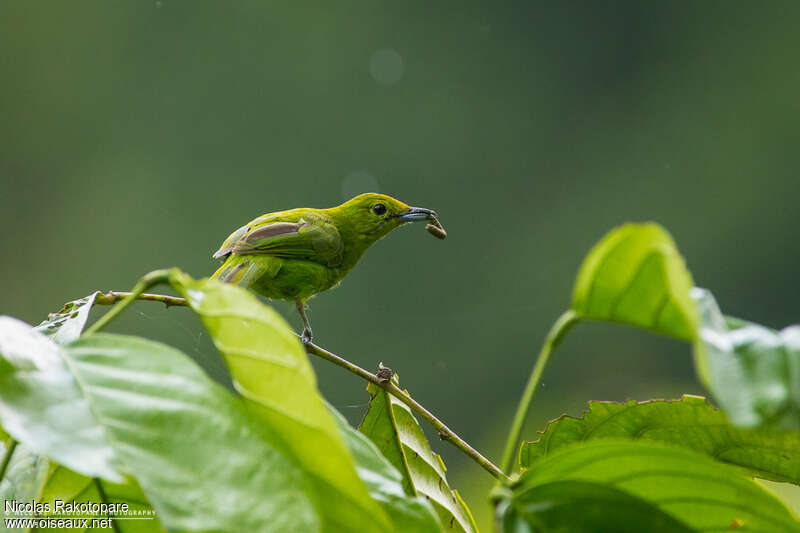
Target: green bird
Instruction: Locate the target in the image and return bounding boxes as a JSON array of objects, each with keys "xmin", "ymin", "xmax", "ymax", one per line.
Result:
[{"xmin": 211, "ymin": 193, "xmax": 441, "ymax": 343}]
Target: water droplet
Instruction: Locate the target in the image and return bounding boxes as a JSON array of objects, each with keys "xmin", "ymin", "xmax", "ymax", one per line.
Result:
[
  {"xmin": 341, "ymin": 171, "xmax": 379, "ymax": 200},
  {"xmin": 369, "ymin": 48, "xmax": 404, "ymax": 86},
  {"xmin": 155, "ymin": 0, "xmax": 163, "ymax": 8}
]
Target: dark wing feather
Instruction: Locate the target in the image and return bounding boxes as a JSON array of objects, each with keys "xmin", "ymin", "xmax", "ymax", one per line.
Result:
[{"xmin": 244, "ymin": 222, "xmax": 302, "ymax": 242}]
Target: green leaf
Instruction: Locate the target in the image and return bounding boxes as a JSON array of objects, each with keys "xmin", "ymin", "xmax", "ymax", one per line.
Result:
[
  {"xmin": 6, "ymin": 299, "xmax": 163, "ymax": 533},
  {"xmin": 14, "ymin": 292, "xmax": 97, "ymax": 451},
  {"xmin": 508, "ymin": 440, "xmax": 800, "ymax": 532},
  {"xmin": 0, "ymin": 442, "xmax": 50, "ymax": 519},
  {"xmin": 0, "ymin": 317, "xmax": 315, "ymax": 532},
  {"xmin": 171, "ymin": 273, "xmax": 392, "ymax": 533},
  {"xmin": 571, "ymin": 223, "xmax": 698, "ymax": 341},
  {"xmin": 520, "ymin": 395, "xmax": 800, "ymax": 483},
  {"xmin": 329, "ymin": 404, "xmax": 443, "ymax": 533},
  {"xmin": 35, "ymin": 292, "xmax": 100, "ymax": 344},
  {"xmin": 39, "ymin": 466, "xmax": 161, "ymax": 532},
  {"xmin": 68, "ymin": 333, "xmax": 316, "ymax": 532},
  {"xmin": 1, "ymin": 443, "xmax": 163, "ymax": 532},
  {"xmin": 692, "ymin": 288, "xmax": 800, "ymax": 429},
  {"xmin": 0, "ymin": 316, "xmax": 120, "ymax": 481},
  {"xmin": 359, "ymin": 376, "xmax": 478, "ymax": 533},
  {"xmin": 498, "ymin": 480, "xmax": 694, "ymax": 533}
]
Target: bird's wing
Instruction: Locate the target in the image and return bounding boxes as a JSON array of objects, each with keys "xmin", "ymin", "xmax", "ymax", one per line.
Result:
[
  {"xmin": 213, "ymin": 210, "xmax": 344, "ymax": 267},
  {"xmin": 213, "ymin": 224, "xmax": 249, "ymax": 259}
]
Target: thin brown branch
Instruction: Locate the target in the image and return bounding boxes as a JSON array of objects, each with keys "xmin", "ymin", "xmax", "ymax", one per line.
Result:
[
  {"xmin": 96, "ymin": 290, "xmax": 187, "ymax": 308},
  {"xmin": 306, "ymin": 342, "xmax": 509, "ymax": 482}
]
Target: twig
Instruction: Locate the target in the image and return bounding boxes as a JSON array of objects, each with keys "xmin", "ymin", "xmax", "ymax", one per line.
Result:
[
  {"xmin": 96, "ymin": 290, "xmax": 187, "ymax": 307},
  {"xmin": 85, "ymin": 270, "xmax": 174, "ymax": 335},
  {"xmin": 88, "ymin": 288, "xmax": 509, "ymax": 482}
]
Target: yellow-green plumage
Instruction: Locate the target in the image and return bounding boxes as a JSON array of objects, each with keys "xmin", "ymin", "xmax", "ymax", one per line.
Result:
[{"xmin": 211, "ymin": 193, "xmax": 439, "ymax": 342}]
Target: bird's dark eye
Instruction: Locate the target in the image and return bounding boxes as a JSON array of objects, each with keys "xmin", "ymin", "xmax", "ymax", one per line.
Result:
[{"xmin": 371, "ymin": 203, "xmax": 387, "ymax": 215}]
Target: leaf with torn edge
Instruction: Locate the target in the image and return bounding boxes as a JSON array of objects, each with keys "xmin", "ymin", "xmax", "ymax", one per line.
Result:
[
  {"xmin": 520, "ymin": 395, "xmax": 800, "ymax": 483},
  {"xmin": 329, "ymin": 404, "xmax": 442, "ymax": 533},
  {"xmin": 359, "ymin": 375, "xmax": 477, "ymax": 533},
  {"xmin": 34, "ymin": 292, "xmax": 100, "ymax": 344}
]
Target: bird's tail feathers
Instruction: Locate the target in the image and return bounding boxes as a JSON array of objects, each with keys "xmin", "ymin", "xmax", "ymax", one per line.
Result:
[{"xmin": 212, "ymin": 259, "xmax": 261, "ymax": 287}]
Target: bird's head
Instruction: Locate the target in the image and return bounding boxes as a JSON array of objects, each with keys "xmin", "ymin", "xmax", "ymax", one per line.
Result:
[{"xmin": 330, "ymin": 193, "xmax": 438, "ymax": 243}]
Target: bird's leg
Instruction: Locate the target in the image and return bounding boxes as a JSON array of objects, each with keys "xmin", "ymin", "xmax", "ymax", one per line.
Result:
[{"xmin": 295, "ymin": 300, "xmax": 313, "ymax": 344}]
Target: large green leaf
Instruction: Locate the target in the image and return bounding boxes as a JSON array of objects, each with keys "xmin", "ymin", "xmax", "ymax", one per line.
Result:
[
  {"xmin": 6, "ymin": 297, "xmax": 162, "ymax": 532},
  {"xmin": 329, "ymin": 404, "xmax": 443, "ymax": 533},
  {"xmin": 68, "ymin": 333, "xmax": 316, "ymax": 532},
  {"xmin": 8, "ymin": 291, "xmax": 101, "ymax": 454},
  {"xmin": 506, "ymin": 440, "xmax": 800, "ymax": 532},
  {"xmin": 18, "ymin": 292, "xmax": 96, "ymax": 447},
  {"xmin": 520, "ymin": 395, "xmax": 800, "ymax": 483},
  {"xmin": 693, "ymin": 288, "xmax": 800, "ymax": 430},
  {"xmin": 498, "ymin": 480, "xmax": 693, "ymax": 533},
  {"xmin": 0, "ymin": 316, "xmax": 120, "ymax": 481},
  {"xmin": 35, "ymin": 292, "xmax": 100, "ymax": 344},
  {"xmin": 359, "ymin": 377, "xmax": 478, "ymax": 533},
  {"xmin": 0, "ymin": 318, "xmax": 315, "ymax": 532},
  {"xmin": 571, "ymin": 223, "xmax": 698, "ymax": 341},
  {"xmin": 569, "ymin": 226, "xmax": 799, "ymax": 430},
  {"xmin": 171, "ymin": 273, "xmax": 392, "ymax": 533}
]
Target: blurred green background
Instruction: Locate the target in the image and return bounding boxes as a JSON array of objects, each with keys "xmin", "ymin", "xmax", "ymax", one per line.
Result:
[{"xmin": 2, "ymin": 1, "xmax": 799, "ymax": 527}]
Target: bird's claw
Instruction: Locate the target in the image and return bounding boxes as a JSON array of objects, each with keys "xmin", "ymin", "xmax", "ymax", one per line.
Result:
[{"xmin": 300, "ymin": 327, "xmax": 313, "ymax": 345}]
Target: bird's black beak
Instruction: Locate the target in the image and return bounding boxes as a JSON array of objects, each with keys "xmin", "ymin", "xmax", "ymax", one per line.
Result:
[{"xmin": 396, "ymin": 206, "xmax": 438, "ymax": 222}]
